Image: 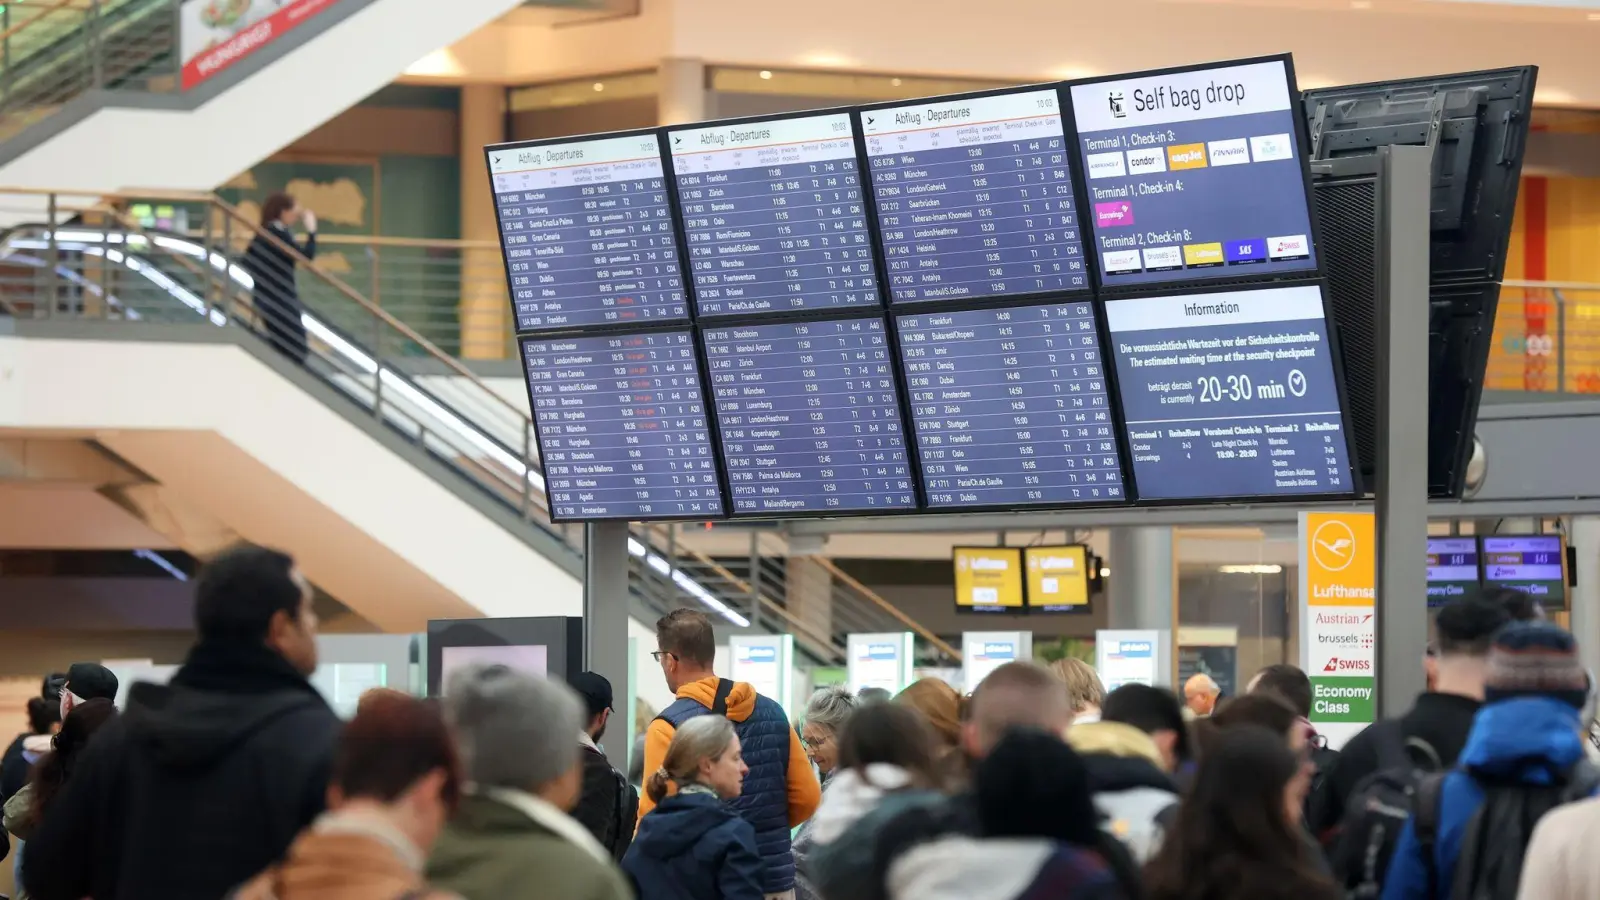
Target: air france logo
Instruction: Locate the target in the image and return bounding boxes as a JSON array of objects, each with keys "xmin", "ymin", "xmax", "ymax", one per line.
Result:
[{"xmin": 1109, "ymin": 91, "xmax": 1126, "ymax": 118}]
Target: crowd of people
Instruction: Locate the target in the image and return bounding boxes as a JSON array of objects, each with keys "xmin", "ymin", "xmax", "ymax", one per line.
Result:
[{"xmin": 0, "ymin": 544, "xmax": 1597, "ymax": 900}]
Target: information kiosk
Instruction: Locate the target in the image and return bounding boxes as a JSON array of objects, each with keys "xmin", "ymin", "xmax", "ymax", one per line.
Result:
[
  {"xmin": 963, "ymin": 631, "xmax": 1032, "ymax": 688},
  {"xmin": 847, "ymin": 632, "xmax": 916, "ymax": 695}
]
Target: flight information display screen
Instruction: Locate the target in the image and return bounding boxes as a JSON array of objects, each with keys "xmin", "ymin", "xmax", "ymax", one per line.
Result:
[
  {"xmin": 669, "ymin": 113, "xmax": 879, "ymax": 317},
  {"xmin": 1105, "ymin": 283, "xmax": 1354, "ymax": 500},
  {"xmin": 1482, "ymin": 535, "xmax": 1567, "ymax": 609},
  {"xmin": 489, "ymin": 134, "xmax": 686, "ymax": 331},
  {"xmin": 1068, "ymin": 58, "xmax": 1318, "ymax": 287},
  {"xmin": 863, "ymin": 88, "xmax": 1089, "ymax": 303},
  {"xmin": 703, "ymin": 317, "xmax": 915, "ymax": 515},
  {"xmin": 523, "ymin": 331, "xmax": 722, "ymax": 521},
  {"xmin": 897, "ymin": 301, "xmax": 1124, "ymax": 508},
  {"xmin": 1427, "ymin": 537, "xmax": 1481, "ymax": 607}
]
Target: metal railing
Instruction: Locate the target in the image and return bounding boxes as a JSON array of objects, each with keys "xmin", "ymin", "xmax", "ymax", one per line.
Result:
[
  {"xmin": 1486, "ymin": 282, "xmax": 1600, "ymax": 395},
  {"xmin": 0, "ymin": 0, "xmax": 176, "ymax": 144},
  {"xmin": 0, "ymin": 188, "xmax": 958, "ymax": 665}
]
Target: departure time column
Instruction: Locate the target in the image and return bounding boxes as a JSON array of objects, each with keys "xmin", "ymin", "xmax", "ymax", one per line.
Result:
[{"xmin": 669, "ymin": 113, "xmax": 880, "ymax": 317}]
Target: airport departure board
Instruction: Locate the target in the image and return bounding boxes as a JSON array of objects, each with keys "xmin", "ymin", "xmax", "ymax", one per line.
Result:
[
  {"xmin": 897, "ymin": 302, "xmax": 1124, "ymax": 507},
  {"xmin": 1427, "ymin": 537, "xmax": 1481, "ymax": 607},
  {"xmin": 703, "ymin": 317, "xmax": 915, "ymax": 515},
  {"xmin": 523, "ymin": 331, "xmax": 722, "ymax": 521},
  {"xmin": 1482, "ymin": 535, "xmax": 1567, "ymax": 609},
  {"xmin": 863, "ymin": 88, "xmax": 1089, "ymax": 302},
  {"xmin": 489, "ymin": 134, "xmax": 686, "ymax": 331},
  {"xmin": 669, "ymin": 113, "xmax": 880, "ymax": 317},
  {"xmin": 1105, "ymin": 283, "xmax": 1354, "ymax": 500},
  {"xmin": 1068, "ymin": 57, "xmax": 1317, "ymax": 287}
]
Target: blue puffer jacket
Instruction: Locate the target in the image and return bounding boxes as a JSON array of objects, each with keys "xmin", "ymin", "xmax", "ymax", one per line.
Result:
[
  {"xmin": 1381, "ymin": 696, "xmax": 1598, "ymax": 900},
  {"xmin": 653, "ymin": 679, "xmax": 816, "ymax": 894},
  {"xmin": 625, "ymin": 787, "xmax": 764, "ymax": 900}
]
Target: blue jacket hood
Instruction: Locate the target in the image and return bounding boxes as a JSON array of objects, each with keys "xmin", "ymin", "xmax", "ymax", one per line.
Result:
[
  {"xmin": 633, "ymin": 791, "xmax": 740, "ymax": 856},
  {"xmin": 1459, "ymin": 696, "xmax": 1584, "ymax": 782}
]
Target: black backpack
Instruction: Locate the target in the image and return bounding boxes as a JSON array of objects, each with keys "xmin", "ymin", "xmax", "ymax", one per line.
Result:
[
  {"xmin": 1330, "ymin": 720, "xmax": 1443, "ymax": 899},
  {"xmin": 1415, "ymin": 759, "xmax": 1600, "ymax": 900}
]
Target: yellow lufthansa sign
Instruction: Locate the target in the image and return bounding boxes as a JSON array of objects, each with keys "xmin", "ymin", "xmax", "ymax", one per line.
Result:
[
  {"xmin": 1304, "ymin": 511, "xmax": 1376, "ymax": 607},
  {"xmin": 1025, "ymin": 545, "xmax": 1090, "ymax": 610},
  {"xmin": 954, "ymin": 547, "xmax": 1024, "ymax": 610}
]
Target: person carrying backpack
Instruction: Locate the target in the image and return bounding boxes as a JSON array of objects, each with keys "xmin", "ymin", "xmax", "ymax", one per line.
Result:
[{"xmin": 1381, "ymin": 622, "xmax": 1599, "ymax": 900}]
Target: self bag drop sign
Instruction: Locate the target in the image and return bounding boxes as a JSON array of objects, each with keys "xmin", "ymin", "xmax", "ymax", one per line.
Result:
[
  {"xmin": 1299, "ymin": 511, "xmax": 1376, "ymax": 747},
  {"xmin": 179, "ymin": 0, "xmax": 339, "ymax": 90}
]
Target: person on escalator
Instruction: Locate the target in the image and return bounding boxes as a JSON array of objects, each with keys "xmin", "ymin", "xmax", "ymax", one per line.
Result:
[{"xmin": 243, "ymin": 192, "xmax": 318, "ymax": 365}]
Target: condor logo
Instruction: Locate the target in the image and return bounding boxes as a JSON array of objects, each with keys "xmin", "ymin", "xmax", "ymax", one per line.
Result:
[{"xmin": 1322, "ymin": 657, "xmax": 1372, "ymax": 673}]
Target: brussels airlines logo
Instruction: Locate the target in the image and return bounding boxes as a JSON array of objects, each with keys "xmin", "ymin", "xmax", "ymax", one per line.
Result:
[
  {"xmin": 1322, "ymin": 657, "xmax": 1373, "ymax": 673},
  {"xmin": 1109, "ymin": 91, "xmax": 1126, "ymax": 118}
]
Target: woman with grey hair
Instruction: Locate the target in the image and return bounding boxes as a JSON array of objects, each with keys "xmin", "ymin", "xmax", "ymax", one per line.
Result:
[
  {"xmin": 426, "ymin": 664, "xmax": 632, "ymax": 900},
  {"xmin": 794, "ymin": 686, "xmax": 858, "ymax": 900}
]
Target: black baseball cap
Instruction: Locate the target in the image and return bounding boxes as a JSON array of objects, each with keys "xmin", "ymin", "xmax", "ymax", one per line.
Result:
[
  {"xmin": 572, "ymin": 671, "xmax": 614, "ymax": 719},
  {"xmin": 65, "ymin": 663, "xmax": 119, "ymax": 702}
]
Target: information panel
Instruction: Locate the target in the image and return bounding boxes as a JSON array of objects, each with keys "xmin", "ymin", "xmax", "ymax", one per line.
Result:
[
  {"xmin": 522, "ymin": 331, "xmax": 722, "ymax": 521},
  {"xmin": 1427, "ymin": 537, "xmax": 1481, "ymax": 607},
  {"xmin": 669, "ymin": 113, "xmax": 879, "ymax": 317},
  {"xmin": 897, "ymin": 301, "xmax": 1124, "ymax": 508},
  {"xmin": 1105, "ymin": 283, "xmax": 1354, "ymax": 500},
  {"xmin": 703, "ymin": 317, "xmax": 914, "ymax": 515},
  {"xmin": 1024, "ymin": 545, "xmax": 1091, "ymax": 613},
  {"xmin": 954, "ymin": 548, "xmax": 1024, "ymax": 613},
  {"xmin": 1068, "ymin": 58, "xmax": 1318, "ymax": 287},
  {"xmin": 489, "ymin": 135, "xmax": 685, "ymax": 331},
  {"xmin": 863, "ymin": 88, "xmax": 1088, "ymax": 302},
  {"xmin": 1482, "ymin": 535, "xmax": 1567, "ymax": 609}
]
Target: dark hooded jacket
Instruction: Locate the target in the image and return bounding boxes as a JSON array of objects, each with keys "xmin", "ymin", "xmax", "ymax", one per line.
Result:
[
  {"xmin": 20, "ymin": 641, "xmax": 340, "ymax": 900},
  {"xmin": 623, "ymin": 787, "xmax": 764, "ymax": 900}
]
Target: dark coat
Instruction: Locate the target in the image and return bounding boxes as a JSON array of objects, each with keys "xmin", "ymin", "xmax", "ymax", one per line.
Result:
[
  {"xmin": 242, "ymin": 221, "xmax": 315, "ymax": 363},
  {"xmin": 573, "ymin": 741, "xmax": 637, "ymax": 861},
  {"xmin": 20, "ymin": 642, "xmax": 341, "ymax": 900},
  {"xmin": 624, "ymin": 789, "xmax": 763, "ymax": 900}
]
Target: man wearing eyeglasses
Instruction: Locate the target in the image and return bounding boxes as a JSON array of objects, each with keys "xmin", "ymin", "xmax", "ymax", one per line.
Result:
[{"xmin": 638, "ymin": 609, "xmax": 820, "ymax": 900}]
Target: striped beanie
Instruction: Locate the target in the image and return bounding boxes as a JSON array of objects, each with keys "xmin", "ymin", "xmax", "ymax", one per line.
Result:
[{"xmin": 1484, "ymin": 622, "xmax": 1588, "ymax": 710}]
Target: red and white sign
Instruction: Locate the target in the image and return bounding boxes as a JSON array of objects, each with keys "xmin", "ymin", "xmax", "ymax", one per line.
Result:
[{"xmin": 179, "ymin": 0, "xmax": 338, "ymax": 90}]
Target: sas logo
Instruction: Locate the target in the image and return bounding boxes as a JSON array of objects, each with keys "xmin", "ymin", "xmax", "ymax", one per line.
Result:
[
  {"xmin": 1109, "ymin": 91, "xmax": 1126, "ymax": 118},
  {"xmin": 1322, "ymin": 657, "xmax": 1373, "ymax": 673}
]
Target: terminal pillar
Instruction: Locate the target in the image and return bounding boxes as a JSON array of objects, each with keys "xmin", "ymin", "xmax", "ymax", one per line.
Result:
[
  {"xmin": 584, "ymin": 522, "xmax": 631, "ymax": 767},
  {"xmin": 1571, "ymin": 517, "xmax": 1600, "ymax": 678},
  {"xmin": 459, "ymin": 83, "xmax": 509, "ymax": 360},
  {"xmin": 1108, "ymin": 526, "xmax": 1175, "ymax": 633},
  {"xmin": 786, "ymin": 556, "xmax": 834, "ymax": 649},
  {"xmin": 658, "ymin": 57, "xmax": 708, "ymax": 125}
]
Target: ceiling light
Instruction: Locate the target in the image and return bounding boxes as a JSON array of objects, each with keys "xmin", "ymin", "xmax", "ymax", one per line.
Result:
[
  {"xmin": 759, "ymin": 70, "xmax": 773, "ymax": 80},
  {"xmin": 1350, "ymin": 0, "xmax": 1372, "ymax": 8},
  {"xmin": 1589, "ymin": 12, "xmax": 1600, "ymax": 20},
  {"xmin": 1218, "ymin": 564, "xmax": 1284, "ymax": 575},
  {"xmin": 891, "ymin": 77, "xmax": 903, "ymax": 87},
  {"xmin": 1099, "ymin": 567, "xmax": 1111, "ymax": 577},
  {"xmin": 592, "ymin": 82, "xmax": 605, "ymax": 92}
]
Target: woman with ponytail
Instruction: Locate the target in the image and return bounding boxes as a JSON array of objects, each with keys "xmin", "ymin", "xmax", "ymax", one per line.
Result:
[{"xmin": 622, "ymin": 715, "xmax": 763, "ymax": 900}]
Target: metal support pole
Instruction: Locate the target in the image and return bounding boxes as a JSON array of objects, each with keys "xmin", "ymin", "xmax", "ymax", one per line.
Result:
[
  {"xmin": 44, "ymin": 193, "xmax": 59, "ymax": 318},
  {"xmin": 584, "ymin": 521, "xmax": 631, "ymax": 767},
  {"xmin": 1373, "ymin": 145, "xmax": 1433, "ymax": 717},
  {"xmin": 666, "ymin": 525, "xmax": 679, "ymax": 604},
  {"xmin": 748, "ymin": 531, "xmax": 760, "ymax": 631},
  {"xmin": 1570, "ymin": 517, "xmax": 1600, "ymax": 679}
]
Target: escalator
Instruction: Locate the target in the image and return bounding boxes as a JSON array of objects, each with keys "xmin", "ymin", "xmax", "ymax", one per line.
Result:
[{"xmin": 0, "ymin": 190, "xmax": 898, "ymax": 662}]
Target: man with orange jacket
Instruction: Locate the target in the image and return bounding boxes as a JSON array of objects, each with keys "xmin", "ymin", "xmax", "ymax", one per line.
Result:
[{"xmin": 638, "ymin": 609, "xmax": 821, "ymax": 900}]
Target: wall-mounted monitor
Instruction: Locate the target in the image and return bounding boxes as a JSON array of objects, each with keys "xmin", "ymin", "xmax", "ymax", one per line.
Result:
[
  {"xmin": 522, "ymin": 330, "xmax": 723, "ymax": 522},
  {"xmin": 896, "ymin": 300, "xmax": 1126, "ymax": 510},
  {"xmin": 954, "ymin": 547, "xmax": 1024, "ymax": 613},
  {"xmin": 860, "ymin": 86, "xmax": 1089, "ymax": 303},
  {"xmin": 1481, "ymin": 535, "xmax": 1567, "ymax": 611},
  {"xmin": 1104, "ymin": 282, "xmax": 1356, "ymax": 501},
  {"xmin": 1426, "ymin": 537, "xmax": 1481, "ymax": 607},
  {"xmin": 1068, "ymin": 55, "xmax": 1318, "ymax": 289},
  {"xmin": 668, "ymin": 111, "xmax": 880, "ymax": 318},
  {"xmin": 1024, "ymin": 545, "xmax": 1091, "ymax": 613},
  {"xmin": 487, "ymin": 131, "xmax": 687, "ymax": 332},
  {"xmin": 703, "ymin": 316, "xmax": 915, "ymax": 516}
]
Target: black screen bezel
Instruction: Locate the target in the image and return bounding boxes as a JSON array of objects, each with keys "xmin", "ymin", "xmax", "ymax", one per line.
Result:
[
  {"xmin": 852, "ymin": 82, "xmax": 1096, "ymax": 308},
  {"xmin": 1103, "ymin": 277, "xmax": 1363, "ymax": 505},
  {"xmin": 1060, "ymin": 53, "xmax": 1327, "ymax": 297},
  {"xmin": 518, "ymin": 324, "xmax": 730, "ymax": 524}
]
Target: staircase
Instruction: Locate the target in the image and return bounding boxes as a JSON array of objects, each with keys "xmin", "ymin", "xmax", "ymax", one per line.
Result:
[{"xmin": 0, "ymin": 187, "xmax": 959, "ymax": 665}]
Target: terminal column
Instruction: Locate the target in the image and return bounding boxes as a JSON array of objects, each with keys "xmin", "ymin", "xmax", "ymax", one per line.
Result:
[
  {"xmin": 1108, "ymin": 526, "xmax": 1176, "ymax": 634},
  {"xmin": 658, "ymin": 57, "xmax": 708, "ymax": 125},
  {"xmin": 459, "ymin": 83, "xmax": 509, "ymax": 360},
  {"xmin": 1572, "ymin": 517, "xmax": 1600, "ymax": 678},
  {"xmin": 786, "ymin": 556, "xmax": 834, "ymax": 649}
]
